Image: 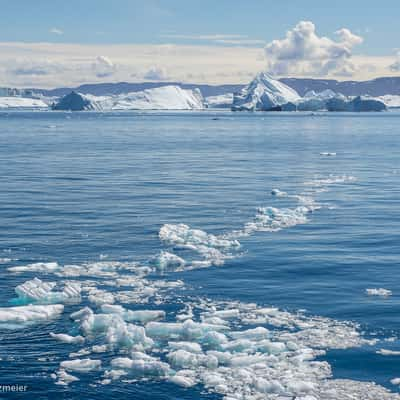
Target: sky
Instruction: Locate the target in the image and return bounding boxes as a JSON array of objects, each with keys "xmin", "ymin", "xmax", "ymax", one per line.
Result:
[{"xmin": 0, "ymin": 0, "xmax": 399, "ymax": 88}]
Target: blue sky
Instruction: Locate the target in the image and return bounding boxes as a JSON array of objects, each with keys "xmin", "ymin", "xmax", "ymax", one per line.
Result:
[{"xmin": 0, "ymin": 0, "xmax": 399, "ymax": 87}]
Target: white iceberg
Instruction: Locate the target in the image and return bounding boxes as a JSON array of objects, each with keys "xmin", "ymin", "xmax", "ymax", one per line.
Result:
[
  {"xmin": 379, "ymin": 95, "xmax": 400, "ymax": 109},
  {"xmin": 53, "ymin": 86, "xmax": 205, "ymax": 111},
  {"xmin": 326, "ymin": 96, "xmax": 386, "ymax": 112},
  {"xmin": 232, "ymin": 72, "xmax": 300, "ymax": 111},
  {"xmin": 0, "ymin": 96, "xmax": 48, "ymax": 109},
  {"xmin": 205, "ymin": 93, "xmax": 233, "ymax": 109}
]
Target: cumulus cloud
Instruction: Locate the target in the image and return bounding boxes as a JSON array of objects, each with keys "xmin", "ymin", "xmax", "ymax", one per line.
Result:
[
  {"xmin": 92, "ymin": 56, "xmax": 115, "ymax": 78},
  {"xmin": 264, "ymin": 21, "xmax": 363, "ymax": 77},
  {"xmin": 143, "ymin": 66, "xmax": 168, "ymax": 81},
  {"xmin": 389, "ymin": 52, "xmax": 400, "ymax": 72}
]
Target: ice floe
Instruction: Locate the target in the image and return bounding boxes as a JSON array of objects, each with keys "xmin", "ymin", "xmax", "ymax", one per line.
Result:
[
  {"xmin": 15, "ymin": 277, "xmax": 81, "ymax": 304},
  {"xmin": 0, "ymin": 304, "xmax": 64, "ymax": 330}
]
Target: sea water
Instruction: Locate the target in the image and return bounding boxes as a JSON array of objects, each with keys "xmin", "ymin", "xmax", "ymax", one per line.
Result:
[{"xmin": 0, "ymin": 110, "xmax": 399, "ymax": 399}]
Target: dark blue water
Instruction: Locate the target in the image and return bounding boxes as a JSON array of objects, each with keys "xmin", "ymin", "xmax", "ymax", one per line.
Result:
[{"xmin": 0, "ymin": 111, "xmax": 399, "ymax": 399}]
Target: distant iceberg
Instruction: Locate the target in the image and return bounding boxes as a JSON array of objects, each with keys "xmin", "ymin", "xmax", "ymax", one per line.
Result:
[
  {"xmin": 232, "ymin": 72, "xmax": 301, "ymax": 111},
  {"xmin": 326, "ymin": 96, "xmax": 386, "ymax": 112},
  {"xmin": 53, "ymin": 86, "xmax": 205, "ymax": 111},
  {"xmin": 378, "ymin": 95, "xmax": 400, "ymax": 109},
  {"xmin": 0, "ymin": 96, "xmax": 48, "ymax": 109},
  {"xmin": 205, "ymin": 93, "xmax": 233, "ymax": 109},
  {"xmin": 232, "ymin": 73, "xmax": 387, "ymax": 112}
]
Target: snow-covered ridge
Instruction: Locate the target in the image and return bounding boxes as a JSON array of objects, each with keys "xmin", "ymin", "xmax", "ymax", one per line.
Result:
[{"xmin": 53, "ymin": 86, "xmax": 205, "ymax": 111}]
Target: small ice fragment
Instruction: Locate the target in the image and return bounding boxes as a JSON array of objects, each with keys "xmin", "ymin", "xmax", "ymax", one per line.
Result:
[
  {"xmin": 271, "ymin": 188, "xmax": 287, "ymax": 197},
  {"xmin": 320, "ymin": 152, "xmax": 336, "ymax": 156},
  {"xmin": 377, "ymin": 349, "xmax": 400, "ymax": 356},
  {"xmin": 366, "ymin": 288, "xmax": 392, "ymax": 297},
  {"xmin": 60, "ymin": 358, "xmax": 101, "ymax": 373},
  {"xmin": 53, "ymin": 369, "xmax": 80, "ymax": 385},
  {"xmin": 50, "ymin": 332, "xmax": 85, "ymax": 344}
]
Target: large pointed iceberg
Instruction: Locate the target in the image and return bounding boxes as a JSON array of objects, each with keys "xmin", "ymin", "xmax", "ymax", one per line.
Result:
[
  {"xmin": 53, "ymin": 86, "xmax": 205, "ymax": 111},
  {"xmin": 232, "ymin": 72, "xmax": 300, "ymax": 111}
]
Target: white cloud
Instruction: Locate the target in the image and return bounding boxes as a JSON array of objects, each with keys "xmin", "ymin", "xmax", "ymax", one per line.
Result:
[
  {"xmin": 50, "ymin": 28, "xmax": 63, "ymax": 35},
  {"xmin": 142, "ymin": 66, "xmax": 168, "ymax": 81},
  {"xmin": 92, "ymin": 56, "xmax": 115, "ymax": 78},
  {"xmin": 264, "ymin": 21, "xmax": 363, "ymax": 77},
  {"xmin": 0, "ymin": 41, "xmax": 395, "ymax": 88},
  {"xmin": 389, "ymin": 51, "xmax": 400, "ymax": 72}
]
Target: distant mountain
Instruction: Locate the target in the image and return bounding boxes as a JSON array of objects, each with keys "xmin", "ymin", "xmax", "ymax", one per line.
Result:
[
  {"xmin": 33, "ymin": 82, "xmax": 244, "ymax": 98},
  {"xmin": 30, "ymin": 76, "xmax": 400, "ymax": 99},
  {"xmin": 280, "ymin": 77, "xmax": 400, "ymax": 97}
]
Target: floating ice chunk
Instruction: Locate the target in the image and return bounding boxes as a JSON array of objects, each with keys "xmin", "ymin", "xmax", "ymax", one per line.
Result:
[
  {"xmin": 88, "ymin": 288, "xmax": 115, "ymax": 305},
  {"xmin": 100, "ymin": 304, "xmax": 165, "ymax": 324},
  {"xmin": 15, "ymin": 278, "xmax": 81, "ymax": 304},
  {"xmin": 52, "ymin": 369, "xmax": 80, "ymax": 385},
  {"xmin": 60, "ymin": 358, "xmax": 101, "ymax": 373},
  {"xmin": 78, "ymin": 310, "xmax": 155, "ymax": 351},
  {"xmin": 8, "ymin": 262, "xmax": 60, "ymax": 273},
  {"xmin": 366, "ymin": 288, "xmax": 392, "ymax": 297},
  {"xmin": 254, "ymin": 377, "xmax": 285, "ymax": 394},
  {"xmin": 70, "ymin": 307, "xmax": 93, "ymax": 322},
  {"xmin": 206, "ymin": 309, "xmax": 240, "ymax": 320},
  {"xmin": 0, "ymin": 304, "xmax": 64, "ymax": 330},
  {"xmin": 168, "ymin": 341, "xmax": 202, "ymax": 354},
  {"xmin": 110, "ymin": 357, "xmax": 170, "ymax": 377},
  {"xmin": 320, "ymin": 152, "xmax": 336, "ymax": 156},
  {"xmin": 154, "ymin": 251, "xmax": 185, "ymax": 270},
  {"xmin": 169, "ymin": 374, "xmax": 197, "ymax": 387},
  {"xmin": 377, "ymin": 349, "xmax": 400, "ymax": 356},
  {"xmin": 167, "ymin": 349, "xmax": 218, "ymax": 369},
  {"xmin": 146, "ymin": 319, "xmax": 228, "ymax": 341},
  {"xmin": 391, "ymin": 378, "xmax": 400, "ymax": 385},
  {"xmin": 271, "ymin": 188, "xmax": 288, "ymax": 197},
  {"xmin": 159, "ymin": 224, "xmax": 240, "ymax": 252},
  {"xmin": 50, "ymin": 332, "xmax": 85, "ymax": 344},
  {"xmin": 230, "ymin": 327, "xmax": 270, "ymax": 340}
]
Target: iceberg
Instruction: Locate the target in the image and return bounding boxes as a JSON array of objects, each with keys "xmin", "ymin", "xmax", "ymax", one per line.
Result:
[
  {"xmin": 0, "ymin": 96, "xmax": 48, "ymax": 109},
  {"xmin": 52, "ymin": 86, "xmax": 205, "ymax": 111},
  {"xmin": 232, "ymin": 72, "xmax": 300, "ymax": 111},
  {"xmin": 326, "ymin": 96, "xmax": 386, "ymax": 112},
  {"xmin": 205, "ymin": 93, "xmax": 233, "ymax": 109},
  {"xmin": 379, "ymin": 95, "xmax": 400, "ymax": 109}
]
